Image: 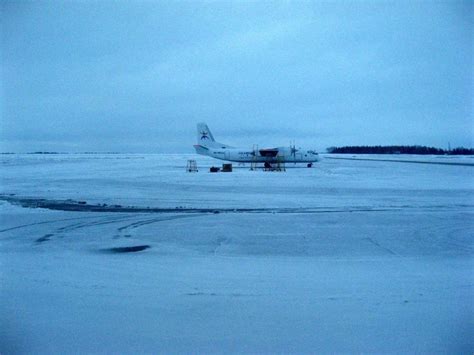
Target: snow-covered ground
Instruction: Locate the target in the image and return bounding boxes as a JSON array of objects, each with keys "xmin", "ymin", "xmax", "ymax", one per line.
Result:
[{"xmin": 1, "ymin": 154, "xmax": 473, "ymax": 353}]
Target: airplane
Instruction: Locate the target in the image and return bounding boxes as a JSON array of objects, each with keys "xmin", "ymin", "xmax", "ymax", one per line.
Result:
[{"xmin": 193, "ymin": 123, "xmax": 319, "ymax": 167}]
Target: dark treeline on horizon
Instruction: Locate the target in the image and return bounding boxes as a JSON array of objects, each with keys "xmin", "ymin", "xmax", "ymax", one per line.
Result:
[{"xmin": 327, "ymin": 146, "xmax": 474, "ymax": 155}]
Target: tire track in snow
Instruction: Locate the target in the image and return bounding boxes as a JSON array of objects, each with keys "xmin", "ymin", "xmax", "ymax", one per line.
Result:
[
  {"xmin": 116, "ymin": 214, "xmax": 207, "ymax": 232},
  {"xmin": 32, "ymin": 214, "xmax": 209, "ymax": 244},
  {"xmin": 34, "ymin": 214, "xmax": 150, "ymax": 243},
  {"xmin": 115, "ymin": 214, "xmax": 208, "ymax": 239},
  {"xmin": 365, "ymin": 237, "xmax": 398, "ymax": 256},
  {"xmin": 0, "ymin": 214, "xmax": 123, "ymax": 233}
]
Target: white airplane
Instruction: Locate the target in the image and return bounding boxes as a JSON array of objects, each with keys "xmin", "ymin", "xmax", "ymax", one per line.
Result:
[{"xmin": 193, "ymin": 123, "xmax": 319, "ymax": 167}]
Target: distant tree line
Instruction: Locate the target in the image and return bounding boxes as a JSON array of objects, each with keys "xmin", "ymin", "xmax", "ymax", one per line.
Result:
[{"xmin": 326, "ymin": 145, "xmax": 474, "ymax": 155}]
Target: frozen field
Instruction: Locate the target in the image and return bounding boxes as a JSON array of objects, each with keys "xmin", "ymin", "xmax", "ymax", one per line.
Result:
[{"xmin": 1, "ymin": 154, "xmax": 473, "ymax": 353}]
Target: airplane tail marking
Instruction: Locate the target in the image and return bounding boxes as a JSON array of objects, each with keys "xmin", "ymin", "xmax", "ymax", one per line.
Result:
[{"xmin": 197, "ymin": 123, "xmax": 215, "ymax": 147}]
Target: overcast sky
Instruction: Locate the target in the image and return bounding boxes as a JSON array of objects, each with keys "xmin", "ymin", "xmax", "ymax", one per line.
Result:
[{"xmin": 1, "ymin": 0, "xmax": 473, "ymax": 152}]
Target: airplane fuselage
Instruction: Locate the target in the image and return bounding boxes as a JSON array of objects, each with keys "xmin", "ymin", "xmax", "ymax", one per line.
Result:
[{"xmin": 194, "ymin": 145, "xmax": 319, "ymax": 163}]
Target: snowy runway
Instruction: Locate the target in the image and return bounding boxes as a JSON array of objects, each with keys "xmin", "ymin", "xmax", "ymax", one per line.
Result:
[{"xmin": 1, "ymin": 154, "xmax": 473, "ymax": 353}]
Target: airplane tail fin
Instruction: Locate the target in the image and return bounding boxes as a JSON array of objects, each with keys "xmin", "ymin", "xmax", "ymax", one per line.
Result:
[
  {"xmin": 197, "ymin": 123, "xmax": 215, "ymax": 147},
  {"xmin": 194, "ymin": 123, "xmax": 234, "ymax": 155}
]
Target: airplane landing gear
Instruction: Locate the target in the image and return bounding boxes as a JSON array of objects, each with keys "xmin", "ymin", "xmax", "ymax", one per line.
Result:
[
  {"xmin": 262, "ymin": 161, "xmax": 285, "ymax": 171},
  {"xmin": 307, "ymin": 163, "xmax": 313, "ymax": 168}
]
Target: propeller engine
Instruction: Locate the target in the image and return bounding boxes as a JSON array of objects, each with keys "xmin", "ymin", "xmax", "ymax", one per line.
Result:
[{"xmin": 290, "ymin": 141, "xmax": 299, "ymax": 160}]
